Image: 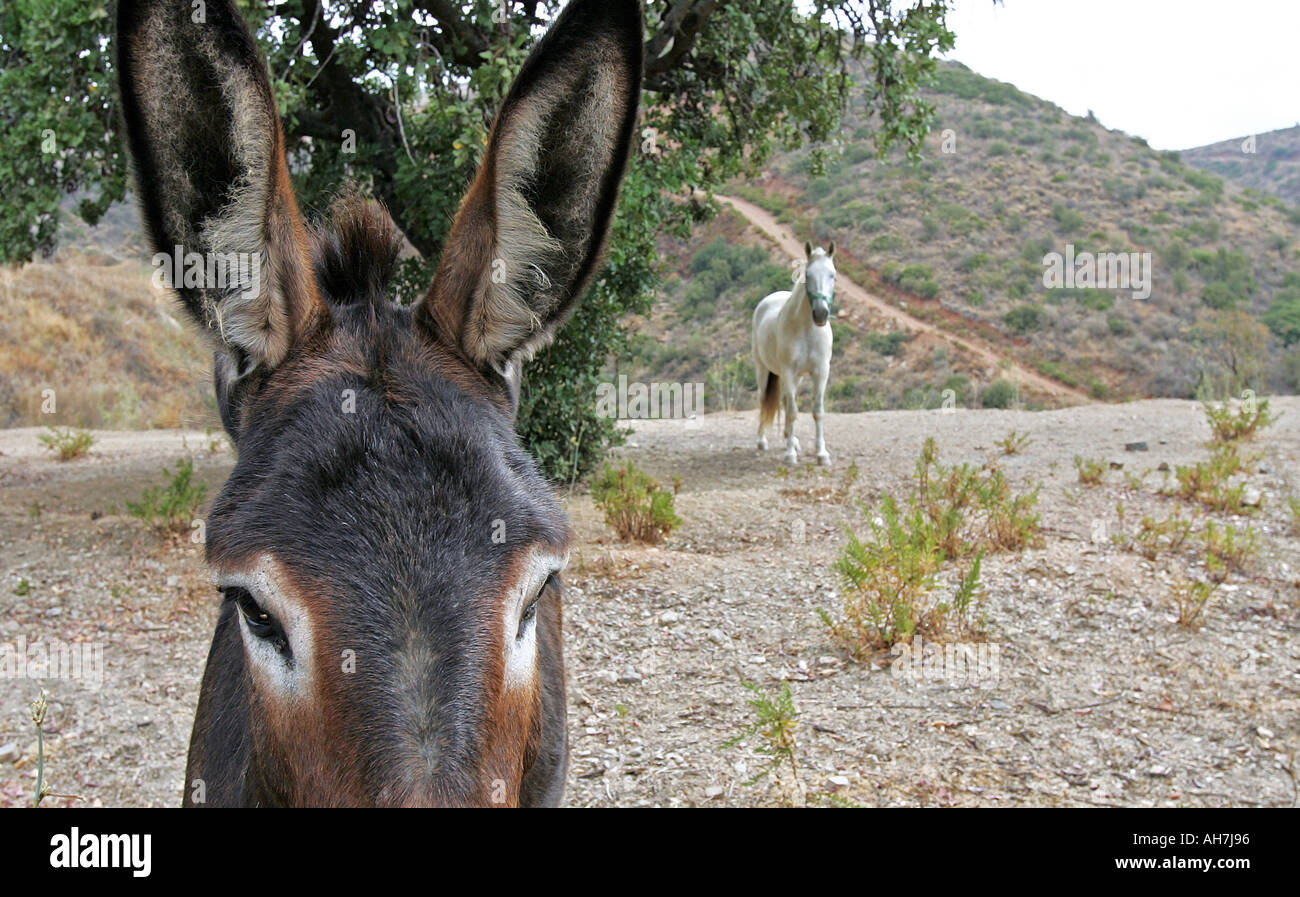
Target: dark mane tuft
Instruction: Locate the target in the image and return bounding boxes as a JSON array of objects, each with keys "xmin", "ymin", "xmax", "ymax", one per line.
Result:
[{"xmin": 311, "ymin": 193, "xmax": 406, "ymax": 307}]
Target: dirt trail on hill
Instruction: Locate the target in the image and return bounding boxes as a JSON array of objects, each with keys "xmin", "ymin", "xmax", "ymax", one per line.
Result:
[{"xmin": 716, "ymin": 194, "xmax": 1090, "ymax": 403}]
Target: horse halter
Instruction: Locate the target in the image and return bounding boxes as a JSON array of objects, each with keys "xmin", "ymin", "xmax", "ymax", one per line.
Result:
[{"xmin": 808, "ymin": 286, "xmax": 835, "ymax": 315}]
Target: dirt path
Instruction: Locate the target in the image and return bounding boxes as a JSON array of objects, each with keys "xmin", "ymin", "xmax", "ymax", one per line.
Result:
[
  {"xmin": 2, "ymin": 399, "xmax": 1297, "ymax": 807},
  {"xmin": 716, "ymin": 193, "xmax": 1091, "ymax": 403}
]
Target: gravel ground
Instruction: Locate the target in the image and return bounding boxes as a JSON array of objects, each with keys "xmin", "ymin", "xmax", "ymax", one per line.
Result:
[{"xmin": 2, "ymin": 398, "xmax": 1298, "ymax": 807}]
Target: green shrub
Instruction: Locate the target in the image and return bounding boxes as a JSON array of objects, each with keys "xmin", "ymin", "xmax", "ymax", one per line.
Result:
[
  {"xmin": 590, "ymin": 461, "xmax": 682, "ymax": 544},
  {"xmin": 1264, "ymin": 287, "xmax": 1300, "ymax": 345},
  {"xmin": 1107, "ymin": 316, "xmax": 1134, "ymax": 337},
  {"xmin": 38, "ymin": 427, "xmax": 94, "ymax": 461},
  {"xmin": 127, "ymin": 458, "xmax": 208, "ymax": 535},
  {"xmin": 1004, "ymin": 305, "xmax": 1042, "ymax": 334},
  {"xmin": 1203, "ymin": 397, "xmax": 1277, "ymax": 445},
  {"xmin": 1051, "ymin": 203, "xmax": 1086, "ymax": 234},
  {"xmin": 723, "ymin": 680, "xmax": 801, "ymax": 789},
  {"xmin": 981, "ymin": 379, "xmax": 1018, "ymax": 409},
  {"xmin": 896, "ymin": 264, "xmax": 939, "ymax": 298},
  {"xmin": 865, "ymin": 330, "xmax": 911, "ymax": 356},
  {"xmin": 1021, "ymin": 234, "xmax": 1053, "ymax": 263},
  {"xmin": 1168, "ymin": 444, "xmax": 1252, "ymax": 513},
  {"xmin": 1074, "ymin": 456, "xmax": 1106, "ymax": 485},
  {"xmin": 995, "ymin": 430, "xmax": 1032, "ymax": 455},
  {"xmin": 822, "ymin": 438, "xmax": 1039, "ymax": 654}
]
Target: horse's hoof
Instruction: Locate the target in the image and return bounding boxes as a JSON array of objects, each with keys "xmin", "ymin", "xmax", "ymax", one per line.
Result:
[
  {"xmin": 783, "ymin": 452, "xmax": 798, "ymax": 466},
  {"xmin": 817, "ymin": 452, "xmax": 831, "ymax": 467},
  {"xmin": 757, "ymin": 438, "xmax": 767, "ymax": 451}
]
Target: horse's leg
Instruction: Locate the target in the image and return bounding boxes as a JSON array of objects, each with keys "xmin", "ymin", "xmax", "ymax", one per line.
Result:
[
  {"xmin": 782, "ymin": 375, "xmax": 800, "ymax": 465},
  {"xmin": 755, "ymin": 362, "xmax": 769, "ymax": 450},
  {"xmin": 814, "ymin": 364, "xmax": 831, "ymax": 466}
]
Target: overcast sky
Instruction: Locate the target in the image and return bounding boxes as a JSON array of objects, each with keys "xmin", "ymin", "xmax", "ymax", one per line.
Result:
[{"xmin": 941, "ymin": 0, "xmax": 1300, "ymax": 150}]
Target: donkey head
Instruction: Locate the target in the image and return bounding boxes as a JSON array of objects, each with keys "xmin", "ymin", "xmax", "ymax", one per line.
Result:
[
  {"xmin": 803, "ymin": 241, "xmax": 836, "ymax": 327},
  {"xmin": 117, "ymin": 0, "xmax": 642, "ymax": 806}
]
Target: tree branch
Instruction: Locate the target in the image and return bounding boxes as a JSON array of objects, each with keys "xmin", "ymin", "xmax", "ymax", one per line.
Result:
[
  {"xmin": 644, "ymin": 0, "xmax": 719, "ymax": 86},
  {"xmin": 414, "ymin": 0, "xmax": 491, "ymax": 68}
]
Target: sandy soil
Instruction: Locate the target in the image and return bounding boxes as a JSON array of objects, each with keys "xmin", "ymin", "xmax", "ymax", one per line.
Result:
[{"xmin": 1, "ymin": 398, "xmax": 1297, "ymax": 807}]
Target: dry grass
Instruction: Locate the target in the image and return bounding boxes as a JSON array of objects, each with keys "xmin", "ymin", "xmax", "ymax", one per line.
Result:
[{"xmin": 0, "ymin": 252, "xmax": 214, "ymax": 430}]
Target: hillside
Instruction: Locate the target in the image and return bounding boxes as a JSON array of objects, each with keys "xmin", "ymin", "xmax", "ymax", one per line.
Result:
[
  {"xmin": 622, "ymin": 61, "xmax": 1300, "ymax": 413},
  {"xmin": 1183, "ymin": 124, "xmax": 1300, "ymax": 207},
  {"xmin": 8, "ymin": 64, "xmax": 1300, "ymax": 427}
]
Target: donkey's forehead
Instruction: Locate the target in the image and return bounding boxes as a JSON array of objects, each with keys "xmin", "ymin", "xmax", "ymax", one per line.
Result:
[{"xmin": 210, "ymin": 360, "xmax": 569, "ymax": 578}]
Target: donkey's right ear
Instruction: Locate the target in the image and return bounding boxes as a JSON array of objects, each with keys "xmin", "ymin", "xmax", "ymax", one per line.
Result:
[{"xmin": 117, "ymin": 0, "xmax": 322, "ymax": 373}]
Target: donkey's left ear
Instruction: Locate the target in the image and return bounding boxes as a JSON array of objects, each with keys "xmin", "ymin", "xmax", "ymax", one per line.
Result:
[{"xmin": 421, "ymin": 0, "xmax": 643, "ymax": 372}]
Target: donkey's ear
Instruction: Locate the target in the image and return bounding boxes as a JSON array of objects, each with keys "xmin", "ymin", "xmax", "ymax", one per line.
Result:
[
  {"xmin": 421, "ymin": 0, "xmax": 643, "ymax": 371},
  {"xmin": 117, "ymin": 0, "xmax": 321, "ymax": 372}
]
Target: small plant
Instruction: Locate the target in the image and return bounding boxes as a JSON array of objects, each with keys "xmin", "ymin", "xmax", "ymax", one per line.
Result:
[
  {"xmin": 1122, "ymin": 470, "xmax": 1147, "ymax": 491},
  {"xmin": 996, "ymin": 430, "xmax": 1032, "ymax": 455},
  {"xmin": 14, "ymin": 578, "xmax": 31, "ymax": 597},
  {"xmin": 126, "ymin": 458, "xmax": 208, "ymax": 535},
  {"xmin": 841, "ymin": 459, "xmax": 860, "ymax": 495},
  {"xmin": 1203, "ymin": 397, "xmax": 1278, "ymax": 445},
  {"xmin": 824, "ymin": 438, "xmax": 1037, "ymax": 654},
  {"xmin": 824, "ymin": 497, "xmax": 945, "ymax": 651},
  {"xmin": 1132, "ymin": 510, "xmax": 1196, "ymax": 561},
  {"xmin": 723, "ymin": 680, "xmax": 802, "ymax": 800},
  {"xmin": 949, "ymin": 551, "xmax": 985, "ymax": 618},
  {"xmin": 1169, "ymin": 579, "xmax": 1217, "ymax": 629},
  {"xmin": 38, "ymin": 427, "xmax": 94, "ymax": 461},
  {"xmin": 1288, "ymin": 496, "xmax": 1300, "ymax": 537},
  {"xmin": 1074, "ymin": 455, "xmax": 1106, "ymax": 486},
  {"xmin": 1201, "ymin": 521, "xmax": 1258, "ymax": 580},
  {"xmin": 27, "ymin": 500, "xmax": 42, "ymax": 519},
  {"xmin": 590, "ymin": 461, "xmax": 682, "ymax": 544},
  {"xmin": 205, "ymin": 427, "xmax": 231, "ymax": 454},
  {"xmin": 30, "ymin": 691, "xmax": 82, "ymax": 806},
  {"xmin": 1169, "ymin": 443, "xmax": 1253, "ymax": 513}
]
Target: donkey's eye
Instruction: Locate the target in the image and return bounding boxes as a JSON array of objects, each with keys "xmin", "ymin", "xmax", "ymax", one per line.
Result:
[
  {"xmin": 227, "ymin": 587, "xmax": 291, "ymax": 657},
  {"xmin": 518, "ymin": 600, "xmax": 538, "ymax": 634},
  {"xmin": 516, "ymin": 573, "xmax": 557, "ymax": 641}
]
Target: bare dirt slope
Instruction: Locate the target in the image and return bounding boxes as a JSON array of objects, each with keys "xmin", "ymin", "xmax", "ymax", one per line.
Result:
[{"xmin": 1, "ymin": 398, "xmax": 1297, "ymax": 807}]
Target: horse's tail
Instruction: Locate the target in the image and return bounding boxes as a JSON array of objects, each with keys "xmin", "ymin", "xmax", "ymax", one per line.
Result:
[{"xmin": 759, "ymin": 371, "xmax": 780, "ymax": 433}]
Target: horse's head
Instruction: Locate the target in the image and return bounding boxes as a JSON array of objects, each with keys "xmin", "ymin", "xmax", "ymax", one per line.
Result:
[
  {"xmin": 117, "ymin": 0, "xmax": 642, "ymax": 806},
  {"xmin": 804, "ymin": 241, "xmax": 836, "ymax": 327}
]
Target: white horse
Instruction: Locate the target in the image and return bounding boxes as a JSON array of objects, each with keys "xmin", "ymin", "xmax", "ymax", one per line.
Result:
[{"xmin": 752, "ymin": 241, "xmax": 836, "ymax": 466}]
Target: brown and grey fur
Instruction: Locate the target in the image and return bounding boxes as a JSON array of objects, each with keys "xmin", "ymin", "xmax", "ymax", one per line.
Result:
[{"xmin": 116, "ymin": 0, "xmax": 643, "ymax": 806}]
